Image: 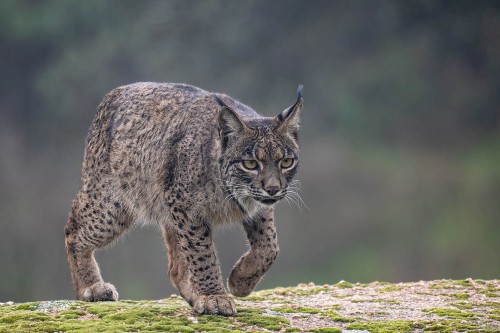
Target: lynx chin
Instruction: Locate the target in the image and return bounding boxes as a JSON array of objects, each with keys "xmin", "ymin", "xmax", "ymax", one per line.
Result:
[{"xmin": 64, "ymin": 82, "xmax": 304, "ymax": 315}]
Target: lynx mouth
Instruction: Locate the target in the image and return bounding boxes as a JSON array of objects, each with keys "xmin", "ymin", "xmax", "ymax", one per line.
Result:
[{"xmin": 255, "ymin": 197, "xmax": 279, "ymax": 205}]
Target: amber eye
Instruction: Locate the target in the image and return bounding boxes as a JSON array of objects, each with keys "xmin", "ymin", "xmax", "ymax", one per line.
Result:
[
  {"xmin": 242, "ymin": 160, "xmax": 259, "ymax": 170},
  {"xmin": 280, "ymin": 158, "xmax": 294, "ymax": 169}
]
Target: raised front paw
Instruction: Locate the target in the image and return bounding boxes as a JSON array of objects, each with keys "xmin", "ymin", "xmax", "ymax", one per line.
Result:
[
  {"xmin": 80, "ymin": 282, "xmax": 119, "ymax": 302},
  {"xmin": 228, "ymin": 273, "xmax": 259, "ymax": 298},
  {"xmin": 193, "ymin": 294, "xmax": 237, "ymax": 316}
]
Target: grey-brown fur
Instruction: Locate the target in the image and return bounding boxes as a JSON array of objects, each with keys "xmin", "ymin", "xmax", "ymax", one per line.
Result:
[{"xmin": 64, "ymin": 82, "xmax": 303, "ymax": 315}]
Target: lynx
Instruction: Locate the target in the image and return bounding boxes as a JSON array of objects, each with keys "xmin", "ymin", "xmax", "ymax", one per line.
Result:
[{"xmin": 64, "ymin": 82, "xmax": 303, "ymax": 315}]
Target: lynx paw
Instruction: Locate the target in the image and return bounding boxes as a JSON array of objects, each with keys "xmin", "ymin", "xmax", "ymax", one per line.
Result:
[
  {"xmin": 228, "ymin": 272, "xmax": 260, "ymax": 297},
  {"xmin": 81, "ymin": 282, "xmax": 119, "ymax": 302},
  {"xmin": 193, "ymin": 295, "xmax": 237, "ymax": 316}
]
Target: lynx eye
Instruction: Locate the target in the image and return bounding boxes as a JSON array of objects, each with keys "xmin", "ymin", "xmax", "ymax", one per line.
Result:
[
  {"xmin": 280, "ymin": 158, "xmax": 294, "ymax": 169},
  {"xmin": 242, "ymin": 160, "xmax": 259, "ymax": 171}
]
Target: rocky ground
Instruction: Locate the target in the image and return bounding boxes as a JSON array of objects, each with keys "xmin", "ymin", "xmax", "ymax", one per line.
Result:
[{"xmin": 0, "ymin": 279, "xmax": 498, "ymax": 332}]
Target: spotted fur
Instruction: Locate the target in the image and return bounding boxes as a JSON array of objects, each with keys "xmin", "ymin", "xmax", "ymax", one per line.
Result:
[{"xmin": 64, "ymin": 82, "xmax": 303, "ymax": 315}]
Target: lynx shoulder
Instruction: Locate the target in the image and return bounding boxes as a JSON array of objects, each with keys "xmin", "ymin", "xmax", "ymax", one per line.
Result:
[{"xmin": 64, "ymin": 82, "xmax": 303, "ymax": 315}]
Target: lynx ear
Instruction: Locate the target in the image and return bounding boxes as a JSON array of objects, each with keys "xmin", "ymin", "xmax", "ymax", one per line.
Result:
[
  {"xmin": 215, "ymin": 95, "xmax": 247, "ymax": 143},
  {"xmin": 276, "ymin": 85, "xmax": 303, "ymax": 140}
]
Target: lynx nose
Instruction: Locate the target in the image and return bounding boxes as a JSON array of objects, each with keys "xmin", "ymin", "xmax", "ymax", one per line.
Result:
[{"xmin": 263, "ymin": 178, "xmax": 281, "ymax": 196}]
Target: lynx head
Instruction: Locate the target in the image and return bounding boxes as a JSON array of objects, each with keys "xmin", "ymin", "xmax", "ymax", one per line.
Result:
[{"xmin": 216, "ymin": 86, "xmax": 303, "ymax": 211}]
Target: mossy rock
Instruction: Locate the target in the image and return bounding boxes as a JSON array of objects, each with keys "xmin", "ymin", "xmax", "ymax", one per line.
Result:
[{"xmin": 0, "ymin": 279, "xmax": 498, "ymax": 332}]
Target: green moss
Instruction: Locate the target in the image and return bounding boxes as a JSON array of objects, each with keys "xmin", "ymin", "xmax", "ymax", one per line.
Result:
[
  {"xmin": 350, "ymin": 299, "xmax": 400, "ymax": 305},
  {"xmin": 481, "ymin": 283, "xmax": 500, "ymax": 298},
  {"xmin": 271, "ymin": 306, "xmax": 354, "ymax": 324},
  {"xmin": 236, "ymin": 308, "xmax": 289, "ymax": 330},
  {"xmin": 424, "ymin": 307, "xmax": 478, "ymax": 319},
  {"xmin": 419, "ymin": 308, "xmax": 500, "ymax": 331},
  {"xmin": 273, "ymin": 306, "xmax": 321, "ymax": 314},
  {"xmin": 253, "ymin": 288, "xmax": 280, "ymax": 296},
  {"xmin": 432, "ymin": 279, "xmax": 499, "ymax": 300},
  {"xmin": 310, "ymin": 328, "xmax": 342, "ymax": 333},
  {"xmin": 380, "ymin": 285, "xmax": 404, "ymax": 292},
  {"xmin": 454, "ymin": 280, "xmax": 474, "ymax": 287},
  {"xmin": 423, "ymin": 320, "xmax": 498, "ymax": 333},
  {"xmin": 285, "ymin": 328, "xmax": 302, "ymax": 333},
  {"xmin": 257, "ymin": 285, "xmax": 330, "ymax": 297},
  {"xmin": 238, "ymin": 295, "xmax": 267, "ymax": 301},
  {"xmin": 372, "ymin": 311, "xmax": 391, "ymax": 315},
  {"xmin": 0, "ymin": 280, "xmax": 497, "ymax": 332},
  {"xmin": 295, "ymin": 286, "xmax": 331, "ymax": 295},
  {"xmin": 0, "ymin": 311, "xmax": 51, "ymax": 324},
  {"xmin": 486, "ymin": 283, "xmax": 500, "ymax": 290},
  {"xmin": 369, "ymin": 281, "xmax": 391, "ymax": 286},
  {"xmin": 0, "ymin": 299, "xmax": 291, "ymax": 333},
  {"xmin": 477, "ymin": 301, "xmax": 500, "ymax": 308},
  {"xmin": 430, "ymin": 280, "xmax": 459, "ymax": 290},
  {"xmin": 188, "ymin": 315, "xmax": 231, "ymax": 332},
  {"xmin": 56, "ymin": 309, "xmax": 87, "ymax": 320},
  {"xmin": 324, "ymin": 310, "xmax": 355, "ymax": 323},
  {"xmin": 11, "ymin": 303, "xmax": 39, "ymax": 311},
  {"xmin": 347, "ymin": 320, "xmax": 417, "ymax": 332},
  {"xmin": 430, "ymin": 279, "xmax": 479, "ymax": 291},
  {"xmin": 488, "ymin": 308, "xmax": 500, "ymax": 321},
  {"xmin": 335, "ymin": 281, "xmax": 353, "ymax": 288},
  {"xmin": 451, "ymin": 293, "xmax": 470, "ymax": 300},
  {"xmin": 453, "ymin": 301, "xmax": 473, "ymax": 310}
]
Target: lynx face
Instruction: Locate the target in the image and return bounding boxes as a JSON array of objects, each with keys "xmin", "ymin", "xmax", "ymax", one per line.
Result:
[{"xmin": 217, "ymin": 91, "xmax": 303, "ymax": 210}]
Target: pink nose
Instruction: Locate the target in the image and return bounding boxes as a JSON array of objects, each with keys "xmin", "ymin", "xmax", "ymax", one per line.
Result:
[
  {"xmin": 265, "ymin": 186, "xmax": 280, "ymax": 196},
  {"xmin": 264, "ymin": 179, "xmax": 281, "ymax": 196}
]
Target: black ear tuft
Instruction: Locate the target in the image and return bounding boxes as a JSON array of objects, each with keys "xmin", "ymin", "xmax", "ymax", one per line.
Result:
[
  {"xmin": 297, "ymin": 84, "xmax": 304, "ymax": 100},
  {"xmin": 275, "ymin": 84, "xmax": 304, "ymax": 139},
  {"xmin": 214, "ymin": 94, "xmax": 227, "ymax": 108},
  {"xmin": 284, "ymin": 84, "xmax": 304, "ymax": 119}
]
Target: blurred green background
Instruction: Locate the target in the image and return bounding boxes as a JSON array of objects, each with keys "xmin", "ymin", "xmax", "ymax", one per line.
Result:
[{"xmin": 1, "ymin": 0, "xmax": 499, "ymax": 302}]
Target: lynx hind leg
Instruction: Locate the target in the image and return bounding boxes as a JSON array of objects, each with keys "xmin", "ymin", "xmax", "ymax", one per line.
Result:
[
  {"xmin": 65, "ymin": 191, "xmax": 131, "ymax": 301},
  {"xmin": 228, "ymin": 210, "xmax": 279, "ymax": 297}
]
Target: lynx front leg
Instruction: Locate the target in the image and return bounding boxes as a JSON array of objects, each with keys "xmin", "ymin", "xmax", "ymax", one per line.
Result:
[
  {"xmin": 228, "ymin": 208, "xmax": 279, "ymax": 297},
  {"xmin": 163, "ymin": 221, "xmax": 236, "ymax": 316}
]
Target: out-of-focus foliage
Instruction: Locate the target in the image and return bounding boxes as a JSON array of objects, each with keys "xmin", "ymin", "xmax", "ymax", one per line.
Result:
[{"xmin": 0, "ymin": 0, "xmax": 499, "ymax": 302}]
